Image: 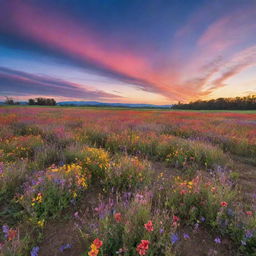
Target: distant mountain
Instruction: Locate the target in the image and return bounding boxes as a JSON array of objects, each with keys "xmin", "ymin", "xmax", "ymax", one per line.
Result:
[
  {"xmin": 0, "ymin": 101, "xmax": 27, "ymax": 105},
  {"xmin": 57, "ymin": 101, "xmax": 172, "ymax": 108}
]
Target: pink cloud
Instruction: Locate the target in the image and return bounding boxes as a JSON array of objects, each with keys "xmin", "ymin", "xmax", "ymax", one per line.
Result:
[
  {"xmin": 197, "ymin": 8, "xmax": 256, "ymax": 54},
  {"xmin": 1, "ymin": 1, "xmax": 256, "ymax": 102},
  {"xmin": 209, "ymin": 46, "xmax": 256, "ymax": 90}
]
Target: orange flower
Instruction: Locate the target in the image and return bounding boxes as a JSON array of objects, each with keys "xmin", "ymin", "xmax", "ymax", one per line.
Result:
[
  {"xmin": 8, "ymin": 229, "xmax": 17, "ymax": 241},
  {"xmin": 220, "ymin": 201, "xmax": 228, "ymax": 207},
  {"xmin": 88, "ymin": 249, "xmax": 99, "ymax": 256},
  {"xmin": 114, "ymin": 212, "xmax": 122, "ymax": 222},
  {"xmin": 144, "ymin": 220, "xmax": 153, "ymax": 232}
]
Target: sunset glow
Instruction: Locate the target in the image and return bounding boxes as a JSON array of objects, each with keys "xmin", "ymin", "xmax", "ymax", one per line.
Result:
[{"xmin": 0, "ymin": 0, "xmax": 255, "ymax": 104}]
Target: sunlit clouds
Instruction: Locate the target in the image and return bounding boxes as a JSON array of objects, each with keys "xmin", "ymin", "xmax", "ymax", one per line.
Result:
[{"xmin": 0, "ymin": 0, "xmax": 255, "ymax": 103}]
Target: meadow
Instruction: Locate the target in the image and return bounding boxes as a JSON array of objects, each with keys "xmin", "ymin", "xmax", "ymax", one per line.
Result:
[{"xmin": 0, "ymin": 106, "xmax": 255, "ymax": 256}]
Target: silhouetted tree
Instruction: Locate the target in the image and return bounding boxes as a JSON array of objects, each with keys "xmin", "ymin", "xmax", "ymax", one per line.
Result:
[
  {"xmin": 28, "ymin": 99, "xmax": 35, "ymax": 105},
  {"xmin": 4, "ymin": 97, "xmax": 19, "ymax": 105},
  {"xmin": 5, "ymin": 97, "xmax": 15, "ymax": 105}
]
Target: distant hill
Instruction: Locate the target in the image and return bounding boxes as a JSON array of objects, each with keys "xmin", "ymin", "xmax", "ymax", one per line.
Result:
[
  {"xmin": 0, "ymin": 101, "xmax": 27, "ymax": 105},
  {"xmin": 57, "ymin": 101, "xmax": 172, "ymax": 108}
]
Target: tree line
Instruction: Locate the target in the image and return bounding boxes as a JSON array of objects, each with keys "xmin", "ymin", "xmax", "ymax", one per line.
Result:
[
  {"xmin": 172, "ymin": 95, "xmax": 256, "ymax": 110},
  {"xmin": 28, "ymin": 98, "xmax": 56, "ymax": 106},
  {"xmin": 4, "ymin": 97, "xmax": 56, "ymax": 106}
]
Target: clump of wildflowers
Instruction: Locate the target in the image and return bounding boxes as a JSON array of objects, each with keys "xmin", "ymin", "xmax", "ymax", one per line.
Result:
[
  {"xmin": 17, "ymin": 162, "xmax": 90, "ymax": 223},
  {"xmin": 2, "ymin": 225, "xmax": 17, "ymax": 241}
]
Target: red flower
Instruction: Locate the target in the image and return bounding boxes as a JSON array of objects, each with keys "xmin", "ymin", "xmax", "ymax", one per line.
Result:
[
  {"xmin": 245, "ymin": 211, "xmax": 253, "ymax": 216},
  {"xmin": 180, "ymin": 189, "xmax": 187, "ymax": 195},
  {"xmin": 144, "ymin": 220, "xmax": 153, "ymax": 232},
  {"xmin": 114, "ymin": 212, "xmax": 122, "ymax": 222},
  {"xmin": 137, "ymin": 247, "xmax": 146, "ymax": 255},
  {"xmin": 172, "ymin": 215, "xmax": 180, "ymax": 222},
  {"xmin": 220, "ymin": 201, "xmax": 228, "ymax": 207},
  {"xmin": 93, "ymin": 238, "xmax": 103, "ymax": 249},
  {"xmin": 136, "ymin": 240, "xmax": 150, "ymax": 255}
]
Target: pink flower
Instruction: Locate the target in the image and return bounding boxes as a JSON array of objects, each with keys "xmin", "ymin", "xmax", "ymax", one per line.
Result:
[
  {"xmin": 172, "ymin": 215, "xmax": 180, "ymax": 222},
  {"xmin": 144, "ymin": 220, "xmax": 153, "ymax": 232}
]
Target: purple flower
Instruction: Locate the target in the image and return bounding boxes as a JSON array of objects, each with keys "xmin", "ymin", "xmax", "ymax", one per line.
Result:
[
  {"xmin": 159, "ymin": 228, "xmax": 164, "ymax": 234},
  {"xmin": 53, "ymin": 178, "xmax": 65, "ymax": 186},
  {"xmin": 59, "ymin": 243, "xmax": 72, "ymax": 252},
  {"xmin": 170, "ymin": 233, "xmax": 179, "ymax": 244},
  {"xmin": 2, "ymin": 225, "xmax": 9, "ymax": 238},
  {"xmin": 227, "ymin": 208, "xmax": 234, "ymax": 217},
  {"xmin": 30, "ymin": 246, "xmax": 39, "ymax": 256},
  {"xmin": 183, "ymin": 233, "xmax": 190, "ymax": 240},
  {"xmin": 0, "ymin": 163, "xmax": 3, "ymax": 176},
  {"xmin": 245, "ymin": 230, "xmax": 253, "ymax": 239},
  {"xmin": 214, "ymin": 237, "xmax": 221, "ymax": 244},
  {"xmin": 200, "ymin": 217, "xmax": 205, "ymax": 222},
  {"xmin": 31, "ymin": 179, "xmax": 37, "ymax": 186}
]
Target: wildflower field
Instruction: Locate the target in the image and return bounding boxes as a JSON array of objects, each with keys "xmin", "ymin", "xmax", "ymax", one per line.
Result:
[{"xmin": 0, "ymin": 106, "xmax": 255, "ymax": 256}]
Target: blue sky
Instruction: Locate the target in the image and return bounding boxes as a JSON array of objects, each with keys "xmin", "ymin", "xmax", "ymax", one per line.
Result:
[{"xmin": 0, "ymin": 0, "xmax": 255, "ymax": 103}]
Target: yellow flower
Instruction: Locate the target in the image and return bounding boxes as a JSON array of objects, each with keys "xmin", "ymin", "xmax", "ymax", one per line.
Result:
[{"xmin": 37, "ymin": 219, "xmax": 45, "ymax": 227}]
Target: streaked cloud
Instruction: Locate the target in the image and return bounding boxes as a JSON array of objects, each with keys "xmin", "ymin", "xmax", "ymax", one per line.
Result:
[
  {"xmin": 0, "ymin": 0, "xmax": 255, "ymax": 103},
  {"xmin": 0, "ymin": 67, "xmax": 120, "ymax": 100}
]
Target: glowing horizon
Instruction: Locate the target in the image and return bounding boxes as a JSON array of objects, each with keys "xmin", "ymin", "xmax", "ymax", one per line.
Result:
[{"xmin": 0, "ymin": 0, "xmax": 255, "ymax": 104}]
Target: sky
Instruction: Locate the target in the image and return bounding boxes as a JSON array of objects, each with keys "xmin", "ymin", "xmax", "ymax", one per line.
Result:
[{"xmin": 0, "ymin": 0, "xmax": 256, "ymax": 104}]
